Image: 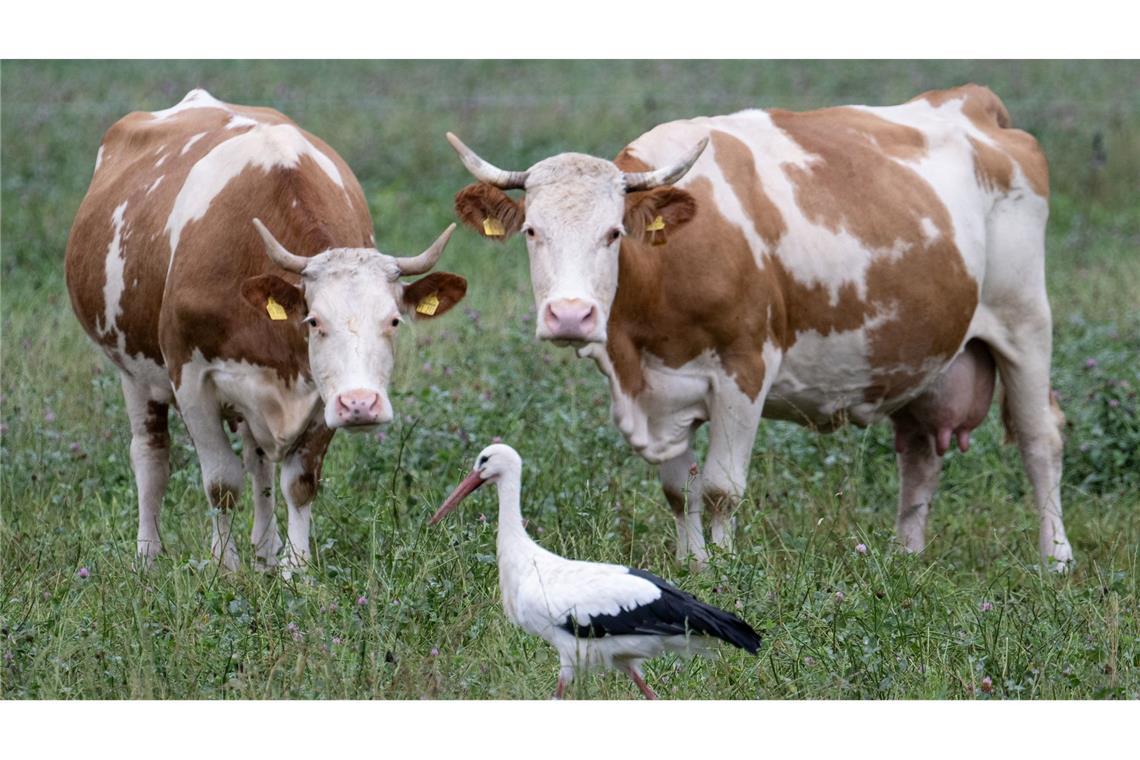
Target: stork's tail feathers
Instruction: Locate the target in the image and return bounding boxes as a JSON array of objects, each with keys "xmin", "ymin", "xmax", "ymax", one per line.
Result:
[
  {"xmin": 627, "ymin": 568, "xmax": 762, "ymax": 654},
  {"xmin": 682, "ymin": 598, "xmax": 762, "ymax": 654}
]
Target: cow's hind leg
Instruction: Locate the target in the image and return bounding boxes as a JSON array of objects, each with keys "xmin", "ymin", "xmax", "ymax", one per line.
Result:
[
  {"xmin": 659, "ymin": 446, "xmax": 706, "ymax": 566},
  {"xmin": 279, "ymin": 422, "xmax": 334, "ymax": 576},
  {"xmin": 992, "ymin": 320, "xmax": 1073, "ymax": 571},
  {"xmin": 121, "ymin": 375, "xmax": 171, "ymax": 568},
  {"xmin": 176, "ymin": 377, "xmax": 244, "ymax": 571},
  {"xmin": 240, "ymin": 423, "xmax": 282, "ymax": 571},
  {"xmin": 890, "ymin": 420, "xmax": 944, "ymax": 553}
]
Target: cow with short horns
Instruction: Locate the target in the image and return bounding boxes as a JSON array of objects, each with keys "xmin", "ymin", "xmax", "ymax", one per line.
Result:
[
  {"xmin": 66, "ymin": 89, "xmax": 467, "ymax": 572},
  {"xmin": 449, "ymin": 84, "xmax": 1074, "ymax": 571}
]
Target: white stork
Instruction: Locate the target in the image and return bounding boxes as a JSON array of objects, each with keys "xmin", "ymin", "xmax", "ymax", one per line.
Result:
[{"xmin": 429, "ymin": 443, "xmax": 761, "ymax": 699}]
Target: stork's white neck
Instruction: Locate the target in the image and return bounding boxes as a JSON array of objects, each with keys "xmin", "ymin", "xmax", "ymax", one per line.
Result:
[{"xmin": 493, "ymin": 469, "xmax": 538, "ymax": 559}]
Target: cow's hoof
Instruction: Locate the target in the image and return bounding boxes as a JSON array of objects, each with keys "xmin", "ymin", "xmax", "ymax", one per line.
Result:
[{"xmin": 279, "ymin": 555, "xmax": 310, "ymax": 581}]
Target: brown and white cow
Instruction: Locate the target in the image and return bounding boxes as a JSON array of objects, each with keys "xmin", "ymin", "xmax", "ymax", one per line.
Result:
[
  {"xmin": 450, "ymin": 84, "xmax": 1073, "ymax": 571},
  {"xmin": 66, "ymin": 89, "xmax": 467, "ymax": 572}
]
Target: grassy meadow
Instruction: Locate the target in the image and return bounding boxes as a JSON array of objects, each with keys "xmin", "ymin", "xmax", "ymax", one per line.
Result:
[{"xmin": 1, "ymin": 60, "xmax": 1137, "ymax": 699}]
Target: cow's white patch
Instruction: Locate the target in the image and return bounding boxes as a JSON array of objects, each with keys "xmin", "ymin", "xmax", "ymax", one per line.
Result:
[
  {"xmin": 921, "ymin": 217, "xmax": 941, "ymax": 242},
  {"xmin": 155, "ymin": 152, "xmax": 167, "ymax": 168},
  {"xmin": 146, "ymin": 175, "xmax": 164, "ymax": 195},
  {"xmin": 94, "ymin": 145, "xmax": 105, "ymax": 173},
  {"xmin": 227, "ymin": 113, "xmax": 258, "ymax": 130},
  {"xmin": 165, "ymin": 123, "xmax": 346, "ymax": 264},
  {"xmin": 184, "ymin": 350, "xmax": 320, "ymax": 461},
  {"xmin": 180, "ymin": 132, "xmax": 207, "ymax": 156},
  {"xmin": 150, "ymin": 88, "xmax": 228, "ymax": 121},
  {"xmin": 99, "ymin": 201, "xmax": 130, "ymax": 336}
]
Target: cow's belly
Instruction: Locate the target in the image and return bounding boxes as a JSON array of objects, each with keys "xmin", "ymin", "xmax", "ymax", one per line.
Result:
[
  {"xmin": 765, "ymin": 327, "xmax": 951, "ymax": 430},
  {"xmin": 192, "ymin": 354, "xmax": 320, "ymax": 459}
]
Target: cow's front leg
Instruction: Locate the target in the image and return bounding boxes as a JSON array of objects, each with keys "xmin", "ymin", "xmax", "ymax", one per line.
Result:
[
  {"xmin": 240, "ymin": 423, "xmax": 282, "ymax": 571},
  {"xmin": 279, "ymin": 423, "xmax": 334, "ymax": 576},
  {"xmin": 659, "ymin": 446, "xmax": 706, "ymax": 567},
  {"xmin": 702, "ymin": 384, "xmax": 766, "ymax": 554},
  {"xmin": 178, "ymin": 387, "xmax": 245, "ymax": 572}
]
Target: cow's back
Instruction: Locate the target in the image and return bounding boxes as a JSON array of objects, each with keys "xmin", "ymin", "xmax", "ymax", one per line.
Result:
[{"xmin": 65, "ymin": 89, "xmax": 374, "ymax": 391}]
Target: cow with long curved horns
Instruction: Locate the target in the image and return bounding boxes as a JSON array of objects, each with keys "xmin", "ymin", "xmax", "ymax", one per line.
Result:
[
  {"xmin": 67, "ymin": 89, "xmax": 468, "ymax": 572},
  {"xmin": 449, "ymin": 84, "xmax": 1074, "ymax": 571}
]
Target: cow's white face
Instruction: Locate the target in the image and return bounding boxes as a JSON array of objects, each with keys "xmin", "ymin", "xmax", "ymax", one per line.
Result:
[
  {"xmin": 521, "ymin": 156, "xmax": 627, "ymax": 345},
  {"xmin": 242, "ymin": 227, "xmax": 465, "ymax": 431},
  {"xmin": 449, "ymin": 135, "xmax": 706, "ymax": 347},
  {"xmin": 301, "ymin": 251, "xmax": 404, "ymax": 429}
]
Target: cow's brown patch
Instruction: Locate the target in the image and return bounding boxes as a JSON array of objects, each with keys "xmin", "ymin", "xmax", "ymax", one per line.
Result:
[
  {"xmin": 144, "ymin": 400, "xmax": 171, "ymax": 450},
  {"xmin": 769, "ymin": 106, "xmax": 978, "ymax": 400},
  {"xmin": 606, "ymin": 170, "xmax": 778, "ymax": 401},
  {"xmin": 208, "ymin": 481, "xmax": 240, "ymax": 510},
  {"xmin": 913, "ymin": 84, "xmax": 1048, "ymax": 197},
  {"xmin": 286, "ymin": 421, "xmax": 335, "ymax": 507},
  {"xmin": 454, "ymin": 183, "xmax": 526, "ymax": 239},
  {"xmin": 710, "ymin": 130, "xmax": 787, "ymax": 247},
  {"xmin": 968, "ymin": 136, "xmax": 1014, "ymax": 192}
]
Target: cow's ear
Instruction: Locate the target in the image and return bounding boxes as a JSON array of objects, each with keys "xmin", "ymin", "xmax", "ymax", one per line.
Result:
[
  {"xmin": 454, "ymin": 183, "xmax": 525, "ymax": 241},
  {"xmin": 241, "ymin": 275, "xmax": 305, "ymax": 321},
  {"xmin": 623, "ymin": 186, "xmax": 698, "ymax": 246},
  {"xmin": 402, "ymin": 272, "xmax": 467, "ymax": 320}
]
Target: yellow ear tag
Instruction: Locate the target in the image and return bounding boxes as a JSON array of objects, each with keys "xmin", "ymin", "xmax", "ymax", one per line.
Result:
[
  {"xmin": 645, "ymin": 215, "xmax": 666, "ymax": 232},
  {"xmin": 416, "ymin": 292, "xmax": 440, "ymax": 316},
  {"xmin": 482, "ymin": 217, "xmax": 506, "ymax": 237},
  {"xmin": 265, "ymin": 296, "xmax": 288, "ymax": 321}
]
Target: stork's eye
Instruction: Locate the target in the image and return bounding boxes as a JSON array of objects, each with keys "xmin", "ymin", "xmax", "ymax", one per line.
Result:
[
  {"xmin": 303, "ymin": 315, "xmax": 320, "ymax": 329},
  {"xmin": 390, "ymin": 317, "xmax": 401, "ymax": 328},
  {"xmin": 608, "ymin": 228, "xmax": 622, "ymax": 243},
  {"xmin": 524, "ymin": 227, "xmax": 536, "ymax": 239}
]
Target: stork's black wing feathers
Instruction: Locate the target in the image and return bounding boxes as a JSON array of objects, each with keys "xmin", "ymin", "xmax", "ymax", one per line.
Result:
[{"xmin": 558, "ymin": 567, "xmax": 761, "ymax": 654}]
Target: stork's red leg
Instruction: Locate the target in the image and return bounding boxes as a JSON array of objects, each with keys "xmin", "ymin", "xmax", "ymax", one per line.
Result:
[
  {"xmin": 553, "ymin": 676, "xmax": 566, "ymax": 700},
  {"xmin": 626, "ymin": 666, "xmax": 658, "ymax": 700}
]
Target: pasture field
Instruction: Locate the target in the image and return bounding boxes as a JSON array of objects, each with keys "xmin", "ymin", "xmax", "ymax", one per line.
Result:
[{"xmin": 1, "ymin": 60, "xmax": 1137, "ymax": 700}]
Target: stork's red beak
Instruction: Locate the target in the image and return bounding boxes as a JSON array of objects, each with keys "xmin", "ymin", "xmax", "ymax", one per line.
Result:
[{"xmin": 429, "ymin": 469, "xmax": 486, "ymax": 525}]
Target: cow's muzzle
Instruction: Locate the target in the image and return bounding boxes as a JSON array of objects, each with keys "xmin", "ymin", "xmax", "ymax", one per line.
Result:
[
  {"xmin": 331, "ymin": 389, "xmax": 393, "ymax": 428},
  {"xmin": 538, "ymin": 298, "xmax": 602, "ymax": 344}
]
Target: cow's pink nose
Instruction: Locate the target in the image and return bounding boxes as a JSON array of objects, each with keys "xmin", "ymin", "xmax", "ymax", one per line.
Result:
[
  {"xmin": 335, "ymin": 389, "xmax": 389, "ymax": 426},
  {"xmin": 543, "ymin": 299, "xmax": 597, "ymax": 342}
]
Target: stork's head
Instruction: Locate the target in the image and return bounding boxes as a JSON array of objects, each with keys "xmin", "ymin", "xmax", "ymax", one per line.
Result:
[
  {"xmin": 429, "ymin": 443, "xmax": 521, "ymax": 525},
  {"xmin": 448, "ymin": 133, "xmax": 706, "ymax": 346}
]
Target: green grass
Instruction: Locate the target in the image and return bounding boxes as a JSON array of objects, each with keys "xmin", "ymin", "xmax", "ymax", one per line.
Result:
[{"xmin": 2, "ymin": 60, "xmax": 1138, "ymax": 699}]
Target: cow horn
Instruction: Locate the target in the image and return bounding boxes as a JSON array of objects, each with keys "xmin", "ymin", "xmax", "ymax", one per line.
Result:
[
  {"xmin": 252, "ymin": 218, "xmax": 309, "ymax": 273},
  {"xmin": 396, "ymin": 223, "xmax": 456, "ymax": 276},
  {"xmin": 446, "ymin": 132, "xmax": 529, "ymax": 190},
  {"xmin": 622, "ymin": 137, "xmax": 709, "ymax": 192}
]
